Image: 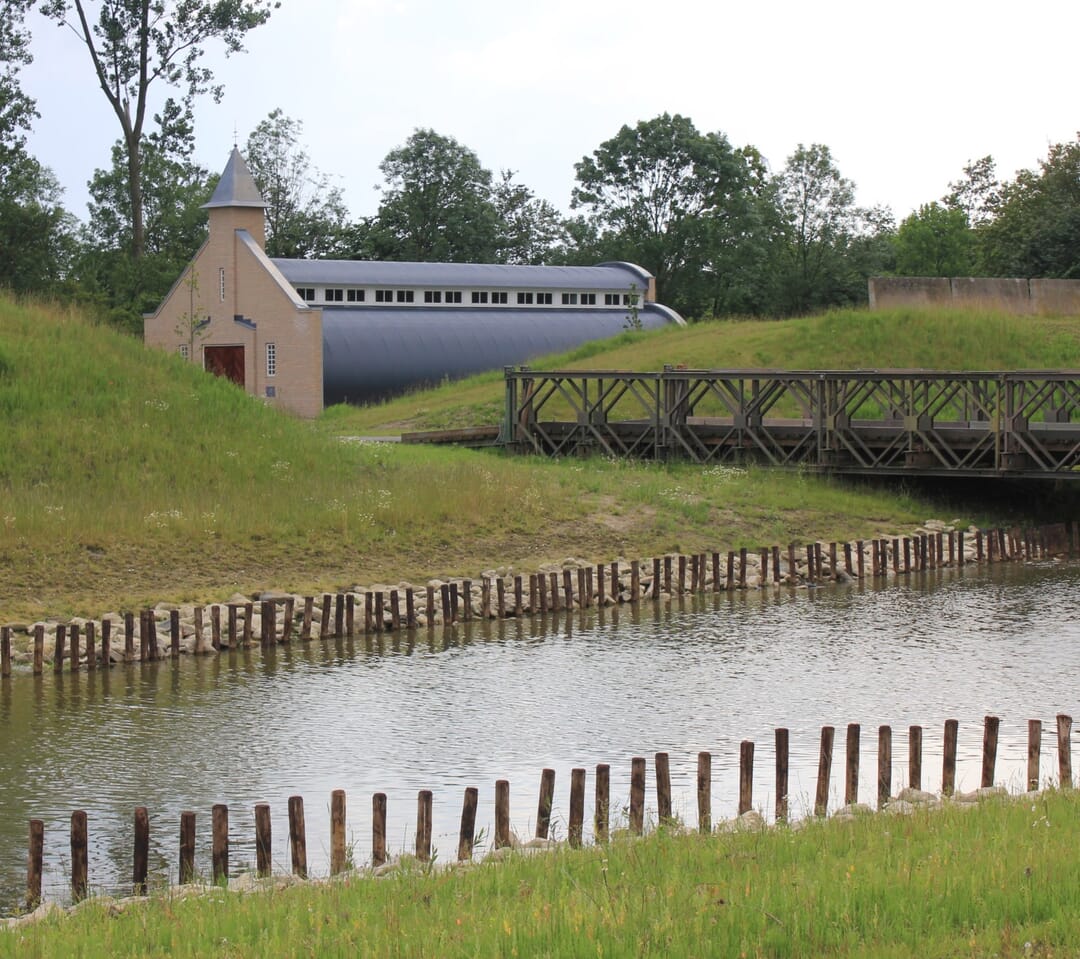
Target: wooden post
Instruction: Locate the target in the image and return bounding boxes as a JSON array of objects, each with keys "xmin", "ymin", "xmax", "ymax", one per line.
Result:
[
  {"xmin": 815, "ymin": 542, "xmax": 825, "ymax": 581},
  {"xmin": 610, "ymin": 561, "xmax": 620, "ymax": 600},
  {"xmin": 334, "ymin": 594, "xmax": 344, "ymax": 638},
  {"xmin": 125, "ymin": 611, "xmax": 135, "ymax": 660},
  {"xmin": 871, "ymin": 539, "xmax": 880, "ymax": 577},
  {"xmin": 415, "ymin": 790, "xmax": 433, "ymax": 863},
  {"xmin": 0, "ymin": 625, "xmax": 10, "ymax": 679},
  {"xmin": 655, "ymin": 752, "xmax": 672, "ymax": 823},
  {"xmin": 536, "ymin": 768, "xmax": 556, "ymax": 839},
  {"xmin": 844, "ymin": 542, "xmax": 853, "ymax": 576},
  {"xmin": 532, "ymin": 574, "xmax": 543, "ymax": 615},
  {"xmin": 261, "ymin": 601, "xmax": 274, "ymax": 646},
  {"xmin": 66, "ymin": 622, "xmax": 78, "ymax": 670},
  {"xmin": 440, "ymin": 583, "xmax": 452, "ymax": 624},
  {"xmin": 362, "ymin": 592, "xmax": 374, "ymax": 634},
  {"xmin": 495, "ymin": 780, "xmax": 511, "ymax": 850},
  {"xmin": 54, "ymin": 623, "xmax": 65, "ymax": 673},
  {"xmin": 787, "ymin": 544, "xmax": 796, "ymax": 585},
  {"xmin": 697, "ymin": 752, "xmax": 711, "ymax": 834},
  {"xmin": 942, "ymin": 719, "xmax": 958, "ymax": 797},
  {"xmin": 179, "ymin": 811, "xmax": 195, "ymax": 885},
  {"xmin": 727, "ymin": 551, "xmax": 736, "ymax": 590},
  {"xmin": 568, "ymin": 769, "xmax": 585, "ymax": 849},
  {"xmin": 549, "ymin": 572, "xmax": 559, "ymax": 612},
  {"xmin": 288, "ymin": 795, "xmax": 307, "ymax": 878},
  {"xmin": 212, "ymin": 804, "xmax": 229, "ymax": 885},
  {"xmin": 458, "ymin": 787, "xmax": 478, "ymax": 861},
  {"xmin": 241, "ymin": 602, "xmax": 253, "ymax": 647},
  {"xmin": 405, "ymin": 590, "xmax": 416, "ymax": 630},
  {"xmin": 192, "ymin": 606, "xmax": 206, "ymax": 652},
  {"xmin": 27, "ymin": 819, "xmax": 44, "ymax": 910},
  {"xmin": 282, "ymin": 599, "xmax": 295, "ymax": 642},
  {"xmin": 829, "ymin": 542, "xmax": 838, "ymax": 580},
  {"xmin": 1028, "ymin": 719, "xmax": 1042, "ymax": 792},
  {"xmin": 982, "ymin": 715, "xmax": 1000, "ymax": 788},
  {"xmin": 663, "ymin": 554, "xmax": 672, "ymax": 594},
  {"xmin": 629, "ymin": 757, "xmax": 646, "ymax": 835},
  {"xmin": 515, "ymin": 575, "xmax": 524, "ymax": 617},
  {"xmin": 101, "ymin": 619, "xmax": 111, "ymax": 668},
  {"xmin": 133, "ymin": 806, "xmax": 149, "ymax": 895},
  {"xmin": 300, "ymin": 598, "xmax": 314, "ymax": 641},
  {"xmin": 33, "ymin": 624, "xmax": 43, "ymax": 675},
  {"xmin": 909, "ymin": 725, "xmax": 923, "ymax": 791},
  {"xmin": 147, "ymin": 611, "xmax": 160, "ymax": 660},
  {"xmin": 497, "ymin": 577, "xmax": 507, "ymax": 618},
  {"xmin": 814, "ymin": 726, "xmax": 834, "ymax": 817},
  {"xmin": 71, "ymin": 810, "xmax": 88, "ymax": 902},
  {"xmin": 375, "ymin": 591, "xmax": 386, "ymax": 632},
  {"xmin": 85, "ymin": 621, "xmax": 96, "ymax": 671},
  {"xmin": 577, "ymin": 567, "xmax": 587, "ymax": 608},
  {"xmin": 958, "ymin": 530, "xmax": 965, "ymax": 566},
  {"xmin": 211, "ymin": 605, "xmax": 222, "ymax": 650},
  {"xmin": 948, "ymin": 530, "xmax": 956, "ymax": 565},
  {"xmin": 596, "ymin": 565, "xmax": 606, "ymax": 606},
  {"xmin": 739, "ymin": 740, "xmax": 754, "ymax": 815},
  {"xmin": 171, "ymin": 609, "xmax": 182, "ymax": 655},
  {"xmin": 775, "ymin": 728, "xmax": 789, "ymax": 823},
  {"xmin": 772, "ymin": 546, "xmax": 782, "ymax": 584},
  {"xmin": 426, "ymin": 585, "xmax": 435, "ymax": 626},
  {"xmin": 738, "ymin": 547, "xmax": 748, "ymax": 588},
  {"xmin": 345, "ymin": 594, "xmax": 355, "ymax": 638},
  {"xmin": 759, "ymin": 548, "xmax": 768, "ymax": 587},
  {"xmin": 320, "ymin": 594, "xmax": 332, "ymax": 640},
  {"xmin": 1057, "ymin": 714, "xmax": 1073, "ymax": 788},
  {"xmin": 903, "ymin": 538, "xmax": 912, "ymax": 573},
  {"xmin": 845, "ymin": 724, "xmax": 860, "ymax": 806},
  {"xmin": 878, "ymin": 726, "xmax": 892, "ymax": 810},
  {"xmin": 892, "ymin": 538, "xmax": 900, "ymax": 574},
  {"xmin": 329, "ymin": 789, "xmax": 346, "ymax": 875},
  {"xmin": 253, "ymin": 802, "xmax": 272, "ymax": 877},
  {"xmin": 462, "ymin": 580, "xmax": 472, "ymax": 622},
  {"xmin": 630, "ymin": 560, "xmax": 640, "ymax": 602},
  {"xmin": 676, "ymin": 554, "xmax": 686, "ymax": 594},
  {"xmin": 976, "ymin": 529, "xmax": 984, "ymax": 562},
  {"xmin": 594, "ymin": 765, "xmax": 610, "ymax": 844},
  {"xmin": 372, "ymin": 793, "xmax": 387, "ymax": 866},
  {"xmin": 713, "ymin": 551, "xmax": 722, "ymax": 592}
]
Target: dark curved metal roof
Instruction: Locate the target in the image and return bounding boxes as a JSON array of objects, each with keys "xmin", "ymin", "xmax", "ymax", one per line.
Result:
[
  {"xmin": 322, "ymin": 305, "xmax": 678, "ymax": 405},
  {"xmin": 274, "ymin": 258, "xmax": 653, "ymax": 291}
]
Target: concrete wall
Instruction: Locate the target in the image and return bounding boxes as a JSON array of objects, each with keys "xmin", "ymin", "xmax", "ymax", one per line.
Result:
[{"xmin": 868, "ymin": 276, "xmax": 1080, "ymax": 316}]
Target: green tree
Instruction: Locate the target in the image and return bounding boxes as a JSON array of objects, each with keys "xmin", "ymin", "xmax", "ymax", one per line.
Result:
[
  {"xmin": 944, "ymin": 155, "xmax": 1000, "ymax": 228},
  {"xmin": 31, "ymin": 0, "xmax": 278, "ymax": 260},
  {"xmin": 244, "ymin": 108, "xmax": 349, "ymax": 259},
  {"xmin": 571, "ymin": 113, "xmax": 756, "ymax": 318},
  {"xmin": 77, "ymin": 101, "xmax": 213, "ymax": 330},
  {"xmin": 771, "ymin": 143, "xmax": 865, "ymax": 314},
  {"xmin": 492, "ymin": 169, "xmax": 565, "ymax": 265},
  {"xmin": 978, "ymin": 136, "xmax": 1080, "ymax": 278},
  {"xmin": 365, "ymin": 129, "xmax": 499, "ymax": 262},
  {"xmin": 894, "ymin": 202, "xmax": 973, "ymax": 276}
]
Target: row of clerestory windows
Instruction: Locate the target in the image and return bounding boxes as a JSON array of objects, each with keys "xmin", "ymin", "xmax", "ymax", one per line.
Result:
[{"xmin": 298, "ymin": 287, "xmax": 639, "ymax": 307}]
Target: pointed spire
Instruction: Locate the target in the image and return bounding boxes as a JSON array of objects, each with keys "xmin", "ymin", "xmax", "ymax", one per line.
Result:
[{"xmin": 203, "ymin": 146, "xmax": 266, "ymax": 209}]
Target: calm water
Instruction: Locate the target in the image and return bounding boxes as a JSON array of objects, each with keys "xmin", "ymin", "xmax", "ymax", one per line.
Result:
[{"xmin": 1, "ymin": 560, "xmax": 1078, "ymax": 911}]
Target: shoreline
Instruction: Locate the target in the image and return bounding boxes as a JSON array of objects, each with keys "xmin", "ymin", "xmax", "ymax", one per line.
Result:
[{"xmin": 1, "ymin": 519, "xmax": 1072, "ymax": 679}]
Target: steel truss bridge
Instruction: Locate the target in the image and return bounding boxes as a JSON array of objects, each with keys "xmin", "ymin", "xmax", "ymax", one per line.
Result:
[{"xmin": 501, "ymin": 367, "xmax": 1080, "ymax": 478}]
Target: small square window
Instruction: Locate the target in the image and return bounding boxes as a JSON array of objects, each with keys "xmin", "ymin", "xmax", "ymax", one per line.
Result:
[
  {"xmin": 604, "ymin": 293, "xmax": 619, "ymax": 306},
  {"xmin": 396, "ymin": 290, "xmax": 414, "ymax": 303},
  {"xmin": 492, "ymin": 291, "xmax": 508, "ymax": 304},
  {"xmin": 624, "ymin": 293, "xmax": 639, "ymax": 306},
  {"xmin": 376, "ymin": 289, "xmax": 393, "ymax": 303},
  {"xmin": 517, "ymin": 292, "xmax": 533, "ymax": 305},
  {"xmin": 562, "ymin": 293, "xmax": 577, "ymax": 305},
  {"xmin": 581, "ymin": 293, "xmax": 596, "ymax": 305},
  {"xmin": 536, "ymin": 292, "xmax": 552, "ymax": 305},
  {"xmin": 325, "ymin": 288, "xmax": 343, "ymax": 302},
  {"xmin": 297, "ymin": 287, "xmax": 315, "ymax": 302},
  {"xmin": 347, "ymin": 289, "xmax": 365, "ymax": 303},
  {"xmin": 424, "ymin": 291, "xmax": 442, "ymax": 303},
  {"xmin": 179, "ymin": 343, "xmax": 190, "ymax": 360},
  {"xmin": 472, "ymin": 291, "xmax": 488, "ymax": 304}
]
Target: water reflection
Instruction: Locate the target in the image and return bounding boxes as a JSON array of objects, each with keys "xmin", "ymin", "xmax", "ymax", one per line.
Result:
[{"xmin": 1, "ymin": 561, "xmax": 1079, "ymax": 911}]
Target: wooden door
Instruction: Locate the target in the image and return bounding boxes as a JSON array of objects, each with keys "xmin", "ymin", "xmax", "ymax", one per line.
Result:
[{"xmin": 204, "ymin": 346, "xmax": 245, "ymax": 388}]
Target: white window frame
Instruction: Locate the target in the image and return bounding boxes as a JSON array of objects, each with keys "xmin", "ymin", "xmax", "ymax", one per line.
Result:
[{"xmin": 266, "ymin": 342, "xmax": 277, "ymax": 377}]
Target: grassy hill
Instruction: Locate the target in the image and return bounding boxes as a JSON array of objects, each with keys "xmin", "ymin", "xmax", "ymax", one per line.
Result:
[{"xmin": 2, "ymin": 297, "xmax": 1074, "ymax": 621}]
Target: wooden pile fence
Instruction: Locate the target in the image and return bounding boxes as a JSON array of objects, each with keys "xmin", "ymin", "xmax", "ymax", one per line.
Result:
[
  {"xmin": 2, "ymin": 522, "xmax": 1074, "ymax": 681},
  {"xmin": 20, "ymin": 712, "xmax": 1074, "ymax": 910}
]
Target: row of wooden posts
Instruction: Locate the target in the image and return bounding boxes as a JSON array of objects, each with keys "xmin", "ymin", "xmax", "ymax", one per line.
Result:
[
  {"xmin": 1, "ymin": 523, "xmax": 1072, "ymax": 681},
  {"xmin": 23, "ymin": 713, "xmax": 1075, "ymax": 911}
]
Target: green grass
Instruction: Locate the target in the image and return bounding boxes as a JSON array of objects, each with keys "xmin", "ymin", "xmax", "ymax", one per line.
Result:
[
  {"xmin": 6, "ymin": 791, "xmax": 1080, "ymax": 957},
  {"xmin": 2, "ymin": 295, "xmax": 1060, "ymax": 622}
]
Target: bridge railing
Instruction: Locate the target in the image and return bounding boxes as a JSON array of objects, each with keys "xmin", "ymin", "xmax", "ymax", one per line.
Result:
[{"xmin": 502, "ymin": 368, "xmax": 1080, "ymax": 477}]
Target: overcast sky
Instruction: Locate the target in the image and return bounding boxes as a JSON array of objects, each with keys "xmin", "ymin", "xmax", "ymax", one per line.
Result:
[{"xmin": 19, "ymin": 0, "xmax": 1080, "ymax": 227}]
